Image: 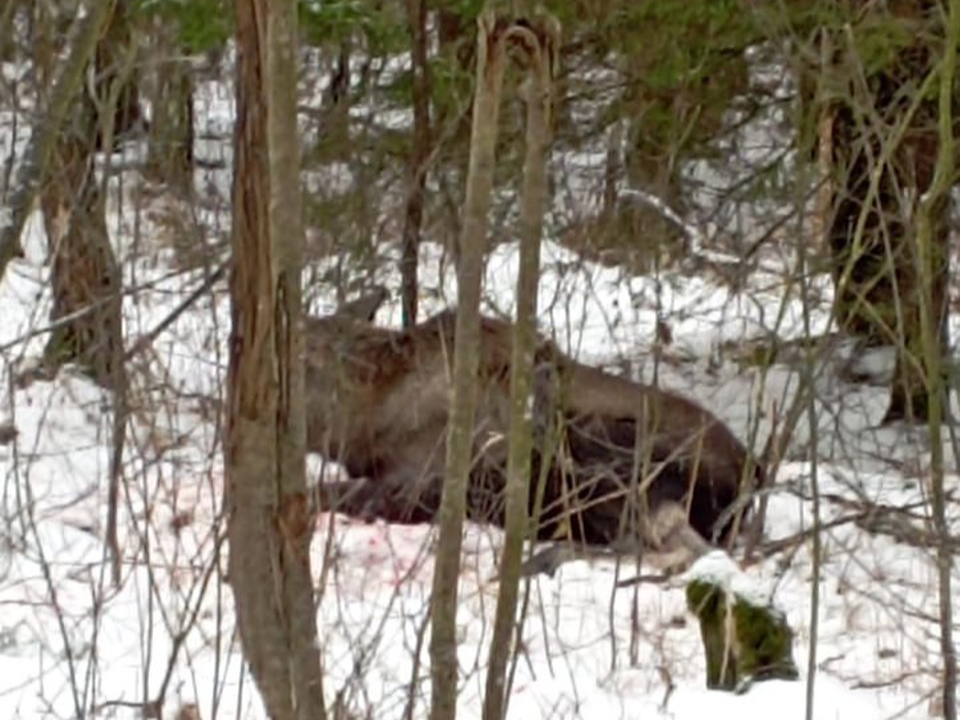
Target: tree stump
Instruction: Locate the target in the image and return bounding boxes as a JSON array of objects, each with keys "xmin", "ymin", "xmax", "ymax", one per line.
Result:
[{"xmin": 685, "ymin": 551, "xmax": 799, "ymax": 693}]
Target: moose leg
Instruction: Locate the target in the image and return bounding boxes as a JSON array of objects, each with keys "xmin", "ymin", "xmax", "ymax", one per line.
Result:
[
  {"xmin": 315, "ymin": 478, "xmax": 399, "ymax": 522},
  {"xmin": 515, "ymin": 501, "xmax": 713, "ymax": 579},
  {"xmin": 316, "ymin": 474, "xmax": 441, "ymax": 525},
  {"xmin": 642, "ymin": 501, "xmax": 712, "ymax": 574}
]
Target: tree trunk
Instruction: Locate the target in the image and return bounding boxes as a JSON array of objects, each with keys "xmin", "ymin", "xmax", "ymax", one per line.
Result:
[
  {"xmin": 0, "ymin": 0, "xmax": 114, "ymax": 282},
  {"xmin": 483, "ymin": 16, "xmax": 557, "ymax": 720},
  {"xmin": 0, "ymin": 0, "xmax": 23, "ymax": 63},
  {"xmin": 429, "ymin": 11, "xmax": 508, "ymax": 720},
  {"xmin": 319, "ymin": 40, "xmax": 351, "ymax": 161},
  {"xmin": 40, "ymin": 110, "xmax": 124, "ymax": 383},
  {"xmin": 94, "ymin": 0, "xmax": 143, "ymax": 151},
  {"xmin": 400, "ymin": 0, "xmax": 430, "ymax": 327},
  {"xmin": 145, "ymin": 17, "xmax": 194, "ymax": 194},
  {"xmin": 226, "ymin": 0, "xmax": 326, "ymax": 718},
  {"xmin": 39, "ymin": 20, "xmax": 124, "ymax": 392},
  {"xmin": 33, "ymin": 0, "xmax": 129, "ymax": 586},
  {"xmin": 915, "ymin": 1, "xmax": 959, "ymax": 715},
  {"xmin": 826, "ymin": 9, "xmax": 952, "ymax": 424}
]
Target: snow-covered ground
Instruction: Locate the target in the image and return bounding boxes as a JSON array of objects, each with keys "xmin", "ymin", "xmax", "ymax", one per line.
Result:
[{"xmin": 1, "ymin": 53, "xmax": 959, "ymax": 720}]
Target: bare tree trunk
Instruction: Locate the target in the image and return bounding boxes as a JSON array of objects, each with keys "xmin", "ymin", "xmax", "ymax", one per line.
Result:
[
  {"xmin": 227, "ymin": 0, "xmax": 326, "ymax": 718},
  {"xmin": 40, "ymin": 112, "xmax": 124, "ymax": 388},
  {"xmin": 30, "ymin": 0, "xmax": 130, "ymax": 585},
  {"xmin": 483, "ymin": 15, "xmax": 557, "ymax": 720},
  {"xmin": 812, "ymin": 29, "xmax": 834, "ymax": 255},
  {"xmin": 42, "ymin": 84, "xmax": 129, "ymax": 588},
  {"xmin": 400, "ymin": 0, "xmax": 430, "ymax": 327},
  {"xmin": 36, "ymin": 0, "xmax": 134, "ymax": 391},
  {"xmin": 0, "ymin": 0, "xmax": 23, "ymax": 62},
  {"xmin": 916, "ymin": 2, "xmax": 958, "ymax": 715},
  {"xmin": 146, "ymin": 18, "xmax": 194, "ymax": 194},
  {"xmin": 0, "ymin": 0, "xmax": 114, "ymax": 281},
  {"xmin": 94, "ymin": 0, "xmax": 143, "ymax": 151},
  {"xmin": 429, "ymin": 11, "xmax": 508, "ymax": 720}
]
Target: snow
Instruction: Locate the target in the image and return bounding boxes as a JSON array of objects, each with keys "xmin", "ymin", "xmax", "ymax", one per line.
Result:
[
  {"xmin": 682, "ymin": 551, "xmax": 773, "ymax": 609},
  {"xmin": 1, "ymin": 50, "xmax": 958, "ymax": 720}
]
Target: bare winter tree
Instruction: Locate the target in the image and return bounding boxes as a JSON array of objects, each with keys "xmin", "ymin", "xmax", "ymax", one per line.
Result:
[
  {"xmin": 38, "ymin": 0, "xmax": 131, "ymax": 389},
  {"xmin": 482, "ymin": 14, "xmax": 558, "ymax": 720},
  {"xmin": 914, "ymin": 1, "xmax": 959, "ymax": 715},
  {"xmin": 226, "ymin": 0, "xmax": 326, "ymax": 717},
  {"xmin": 0, "ymin": 0, "xmax": 114, "ymax": 281},
  {"xmin": 399, "ymin": 0, "xmax": 430, "ymax": 327},
  {"xmin": 145, "ymin": 18, "xmax": 195, "ymax": 195},
  {"xmin": 822, "ymin": 1, "xmax": 956, "ymax": 424},
  {"xmin": 92, "ymin": 0, "xmax": 143, "ymax": 151},
  {"xmin": 429, "ymin": 10, "xmax": 509, "ymax": 720},
  {"xmin": 803, "ymin": 3, "xmax": 959, "ymax": 713},
  {"xmin": 26, "ymin": 0, "xmax": 134, "ymax": 585}
]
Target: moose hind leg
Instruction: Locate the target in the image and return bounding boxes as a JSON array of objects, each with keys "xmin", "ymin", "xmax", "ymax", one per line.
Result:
[
  {"xmin": 316, "ymin": 474, "xmax": 441, "ymax": 525},
  {"xmin": 642, "ymin": 501, "xmax": 712, "ymax": 574}
]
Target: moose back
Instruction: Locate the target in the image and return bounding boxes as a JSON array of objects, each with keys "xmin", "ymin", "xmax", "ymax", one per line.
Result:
[{"xmin": 303, "ymin": 291, "xmax": 762, "ymax": 551}]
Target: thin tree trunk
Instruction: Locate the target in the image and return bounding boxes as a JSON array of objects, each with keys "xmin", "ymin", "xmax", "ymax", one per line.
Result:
[
  {"xmin": 227, "ymin": 0, "xmax": 325, "ymax": 718},
  {"xmin": 429, "ymin": 11, "xmax": 508, "ymax": 720},
  {"xmin": 0, "ymin": 0, "xmax": 115, "ymax": 282},
  {"xmin": 28, "ymin": 0, "xmax": 132, "ymax": 587},
  {"xmin": 94, "ymin": 0, "xmax": 142, "ymax": 151},
  {"xmin": 812, "ymin": 29, "xmax": 834, "ymax": 254},
  {"xmin": 146, "ymin": 18, "xmax": 194, "ymax": 194},
  {"xmin": 916, "ymin": 1, "xmax": 958, "ymax": 715},
  {"xmin": 0, "ymin": 0, "xmax": 22, "ymax": 62},
  {"xmin": 482, "ymin": 16, "xmax": 557, "ymax": 720},
  {"xmin": 400, "ymin": 0, "xmax": 430, "ymax": 327},
  {"xmin": 93, "ymin": 0, "xmax": 139, "ymax": 588},
  {"xmin": 40, "ymin": 113, "xmax": 123, "ymax": 388}
]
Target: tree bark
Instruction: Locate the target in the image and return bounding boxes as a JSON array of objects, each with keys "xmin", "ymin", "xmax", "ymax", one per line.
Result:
[
  {"xmin": 400, "ymin": 0, "xmax": 430, "ymax": 327},
  {"xmin": 94, "ymin": 0, "xmax": 143, "ymax": 151},
  {"xmin": 35, "ymin": 0, "xmax": 129, "ymax": 394},
  {"xmin": 916, "ymin": 1, "xmax": 958, "ymax": 715},
  {"xmin": 227, "ymin": 0, "xmax": 326, "ymax": 718},
  {"xmin": 0, "ymin": 0, "xmax": 23, "ymax": 63},
  {"xmin": 429, "ymin": 10, "xmax": 508, "ymax": 720},
  {"xmin": 40, "ymin": 105, "xmax": 124, "ymax": 389},
  {"xmin": 146, "ymin": 17, "xmax": 194, "ymax": 194},
  {"xmin": 29, "ymin": 0, "xmax": 130, "ymax": 585},
  {"xmin": 0, "ymin": 0, "xmax": 115, "ymax": 282},
  {"xmin": 482, "ymin": 15, "xmax": 557, "ymax": 720}
]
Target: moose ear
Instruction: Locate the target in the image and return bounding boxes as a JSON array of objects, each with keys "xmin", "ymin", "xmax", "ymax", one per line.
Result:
[{"xmin": 338, "ymin": 286, "xmax": 388, "ymax": 322}]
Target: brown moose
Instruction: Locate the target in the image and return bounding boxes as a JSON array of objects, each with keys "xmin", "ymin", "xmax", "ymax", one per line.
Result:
[{"xmin": 304, "ymin": 289, "xmax": 762, "ymax": 559}]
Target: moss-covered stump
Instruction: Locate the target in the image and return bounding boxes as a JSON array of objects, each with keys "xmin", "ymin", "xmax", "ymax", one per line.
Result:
[{"xmin": 684, "ymin": 551, "xmax": 799, "ymax": 693}]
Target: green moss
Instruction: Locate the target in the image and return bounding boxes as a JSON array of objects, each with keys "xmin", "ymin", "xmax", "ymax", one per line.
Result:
[
  {"xmin": 43, "ymin": 325, "xmax": 80, "ymax": 368},
  {"xmin": 731, "ymin": 596, "xmax": 800, "ymax": 686},
  {"xmin": 853, "ymin": 14, "xmax": 914, "ymax": 78},
  {"xmin": 686, "ymin": 577, "xmax": 798, "ymax": 692},
  {"xmin": 687, "ymin": 581, "xmax": 736, "ymax": 689}
]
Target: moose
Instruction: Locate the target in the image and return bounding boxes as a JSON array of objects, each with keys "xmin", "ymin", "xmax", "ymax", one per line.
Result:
[{"xmin": 304, "ymin": 289, "xmax": 763, "ymax": 561}]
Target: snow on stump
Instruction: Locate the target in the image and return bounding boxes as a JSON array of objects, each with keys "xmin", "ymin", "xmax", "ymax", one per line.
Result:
[{"xmin": 684, "ymin": 550, "xmax": 799, "ymax": 693}]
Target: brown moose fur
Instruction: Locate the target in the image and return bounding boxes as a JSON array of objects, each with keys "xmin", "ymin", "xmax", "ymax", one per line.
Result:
[{"xmin": 304, "ymin": 295, "xmax": 762, "ymax": 550}]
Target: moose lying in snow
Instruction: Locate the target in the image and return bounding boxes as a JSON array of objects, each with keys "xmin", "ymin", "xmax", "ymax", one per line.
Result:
[{"xmin": 304, "ymin": 290, "xmax": 763, "ymax": 559}]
